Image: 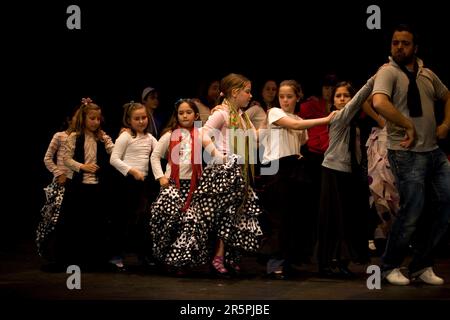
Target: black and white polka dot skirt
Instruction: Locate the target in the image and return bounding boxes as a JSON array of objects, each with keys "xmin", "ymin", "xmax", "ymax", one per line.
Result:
[
  {"xmin": 36, "ymin": 182, "xmax": 65, "ymax": 258},
  {"xmin": 151, "ymin": 155, "xmax": 263, "ymax": 267}
]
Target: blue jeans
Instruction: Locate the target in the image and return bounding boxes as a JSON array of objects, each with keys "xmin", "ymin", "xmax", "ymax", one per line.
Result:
[{"xmin": 382, "ymin": 148, "xmax": 450, "ymax": 273}]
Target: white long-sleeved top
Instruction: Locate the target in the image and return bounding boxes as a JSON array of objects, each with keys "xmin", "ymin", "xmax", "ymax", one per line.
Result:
[
  {"xmin": 150, "ymin": 129, "xmax": 202, "ymax": 181},
  {"xmin": 110, "ymin": 131, "xmax": 157, "ymax": 177}
]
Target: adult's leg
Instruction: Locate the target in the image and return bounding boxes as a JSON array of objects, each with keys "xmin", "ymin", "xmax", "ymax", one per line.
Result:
[
  {"xmin": 381, "ymin": 150, "xmax": 427, "ymax": 272},
  {"xmin": 409, "ymin": 149, "xmax": 450, "ymax": 273}
]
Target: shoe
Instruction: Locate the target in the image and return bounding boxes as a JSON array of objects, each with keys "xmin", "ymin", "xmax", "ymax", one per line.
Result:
[
  {"xmin": 138, "ymin": 256, "xmax": 158, "ymax": 272},
  {"xmin": 267, "ymin": 270, "xmax": 286, "ymax": 280},
  {"xmin": 174, "ymin": 267, "xmax": 189, "ymax": 277},
  {"xmin": 211, "ymin": 256, "xmax": 230, "ymax": 277},
  {"xmin": 108, "ymin": 257, "xmax": 127, "ymax": 272},
  {"xmin": 337, "ymin": 266, "xmax": 356, "ymax": 278},
  {"xmin": 319, "ymin": 267, "xmax": 337, "ymax": 278},
  {"xmin": 412, "ymin": 267, "xmax": 444, "ymax": 285},
  {"xmin": 227, "ymin": 261, "xmax": 241, "ymax": 275},
  {"xmin": 385, "ymin": 268, "xmax": 410, "ymax": 285},
  {"xmin": 139, "ymin": 256, "xmax": 157, "ymax": 267},
  {"xmin": 112, "ymin": 263, "xmax": 127, "ymax": 272}
]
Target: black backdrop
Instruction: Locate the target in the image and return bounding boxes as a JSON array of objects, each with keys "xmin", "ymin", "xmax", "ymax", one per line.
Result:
[{"xmin": 4, "ymin": 0, "xmax": 449, "ymax": 246}]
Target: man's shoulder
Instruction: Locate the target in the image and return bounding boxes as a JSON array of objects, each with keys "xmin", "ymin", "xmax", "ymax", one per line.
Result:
[
  {"xmin": 379, "ymin": 63, "xmax": 399, "ymax": 75},
  {"xmin": 420, "ymin": 66, "xmax": 438, "ymax": 78},
  {"xmin": 374, "ymin": 64, "xmax": 400, "ymax": 85}
]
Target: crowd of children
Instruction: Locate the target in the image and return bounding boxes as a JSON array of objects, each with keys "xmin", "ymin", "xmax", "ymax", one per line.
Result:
[{"xmin": 38, "ymin": 55, "xmax": 450, "ymax": 286}]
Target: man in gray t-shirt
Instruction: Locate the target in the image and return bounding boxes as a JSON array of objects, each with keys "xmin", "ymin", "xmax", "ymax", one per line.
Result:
[{"xmin": 372, "ymin": 24, "xmax": 450, "ymax": 286}]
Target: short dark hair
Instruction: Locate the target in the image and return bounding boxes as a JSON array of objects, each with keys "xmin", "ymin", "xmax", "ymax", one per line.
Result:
[{"xmin": 392, "ymin": 24, "xmax": 419, "ymax": 46}]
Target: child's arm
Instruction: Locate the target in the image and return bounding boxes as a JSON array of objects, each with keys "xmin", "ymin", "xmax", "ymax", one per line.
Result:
[
  {"xmin": 150, "ymin": 132, "xmax": 171, "ymax": 187},
  {"xmin": 202, "ymin": 127, "xmax": 227, "ymax": 164},
  {"xmin": 98, "ymin": 130, "xmax": 114, "ymax": 154},
  {"xmin": 268, "ymin": 106, "xmax": 336, "ymax": 130},
  {"xmin": 63, "ymin": 133, "xmax": 83, "ymax": 173},
  {"xmin": 202, "ymin": 110, "xmax": 227, "ymax": 163},
  {"xmin": 127, "ymin": 168, "xmax": 145, "ymax": 181},
  {"xmin": 274, "ymin": 112, "xmax": 336, "ymax": 130},
  {"xmin": 334, "ymin": 76, "xmax": 375, "ymax": 126},
  {"xmin": 110, "ymin": 132, "xmax": 132, "ymax": 176},
  {"xmin": 43, "ymin": 132, "xmax": 62, "ymax": 178}
]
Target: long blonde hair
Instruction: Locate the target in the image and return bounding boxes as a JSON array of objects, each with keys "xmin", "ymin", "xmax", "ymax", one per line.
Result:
[{"xmin": 73, "ymin": 99, "xmax": 103, "ymax": 138}]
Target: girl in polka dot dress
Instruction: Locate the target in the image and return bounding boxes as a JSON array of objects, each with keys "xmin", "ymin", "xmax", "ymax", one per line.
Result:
[
  {"xmin": 150, "ymin": 99, "xmax": 204, "ymax": 272},
  {"xmin": 199, "ymin": 73, "xmax": 263, "ymax": 276}
]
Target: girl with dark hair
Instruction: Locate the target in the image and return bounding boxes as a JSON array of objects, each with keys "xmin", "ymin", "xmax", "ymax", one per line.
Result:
[
  {"xmin": 193, "ymin": 79, "xmax": 221, "ymax": 124},
  {"xmin": 317, "ymin": 78, "xmax": 375, "ymax": 278},
  {"xmin": 150, "ymin": 99, "xmax": 203, "ymax": 274},
  {"xmin": 246, "ymin": 79, "xmax": 279, "ymax": 129}
]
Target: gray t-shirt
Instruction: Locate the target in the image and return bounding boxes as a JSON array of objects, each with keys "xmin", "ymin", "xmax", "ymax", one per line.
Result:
[
  {"xmin": 372, "ymin": 57, "xmax": 448, "ymax": 152},
  {"xmin": 322, "ymin": 77, "xmax": 374, "ymax": 173}
]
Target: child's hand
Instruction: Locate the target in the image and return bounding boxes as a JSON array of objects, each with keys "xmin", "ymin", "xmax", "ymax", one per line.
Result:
[
  {"xmin": 128, "ymin": 168, "xmax": 144, "ymax": 181},
  {"xmin": 211, "ymin": 154, "xmax": 227, "ymax": 165},
  {"xmin": 81, "ymin": 163, "xmax": 99, "ymax": 173},
  {"xmin": 327, "ymin": 110, "xmax": 338, "ymax": 122},
  {"xmin": 159, "ymin": 177, "xmax": 169, "ymax": 188},
  {"xmin": 97, "ymin": 130, "xmax": 107, "ymax": 141},
  {"xmin": 56, "ymin": 174, "xmax": 67, "ymax": 185},
  {"xmin": 119, "ymin": 127, "xmax": 132, "ymax": 136}
]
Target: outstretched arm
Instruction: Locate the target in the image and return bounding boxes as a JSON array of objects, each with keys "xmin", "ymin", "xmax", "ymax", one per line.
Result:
[
  {"xmin": 337, "ymin": 76, "xmax": 376, "ymax": 125},
  {"xmin": 273, "ymin": 112, "xmax": 335, "ymax": 130}
]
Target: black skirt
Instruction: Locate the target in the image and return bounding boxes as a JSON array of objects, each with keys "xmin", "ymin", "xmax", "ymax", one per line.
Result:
[{"xmin": 317, "ymin": 166, "xmax": 369, "ymax": 267}]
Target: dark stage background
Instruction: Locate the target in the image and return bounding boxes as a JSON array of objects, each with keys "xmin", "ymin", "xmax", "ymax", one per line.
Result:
[{"xmin": 4, "ymin": 1, "xmax": 449, "ymax": 247}]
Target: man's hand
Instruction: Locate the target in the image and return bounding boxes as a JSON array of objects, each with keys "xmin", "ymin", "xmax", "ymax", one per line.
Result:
[
  {"xmin": 436, "ymin": 123, "xmax": 449, "ymax": 139},
  {"xmin": 400, "ymin": 120, "xmax": 416, "ymax": 149}
]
